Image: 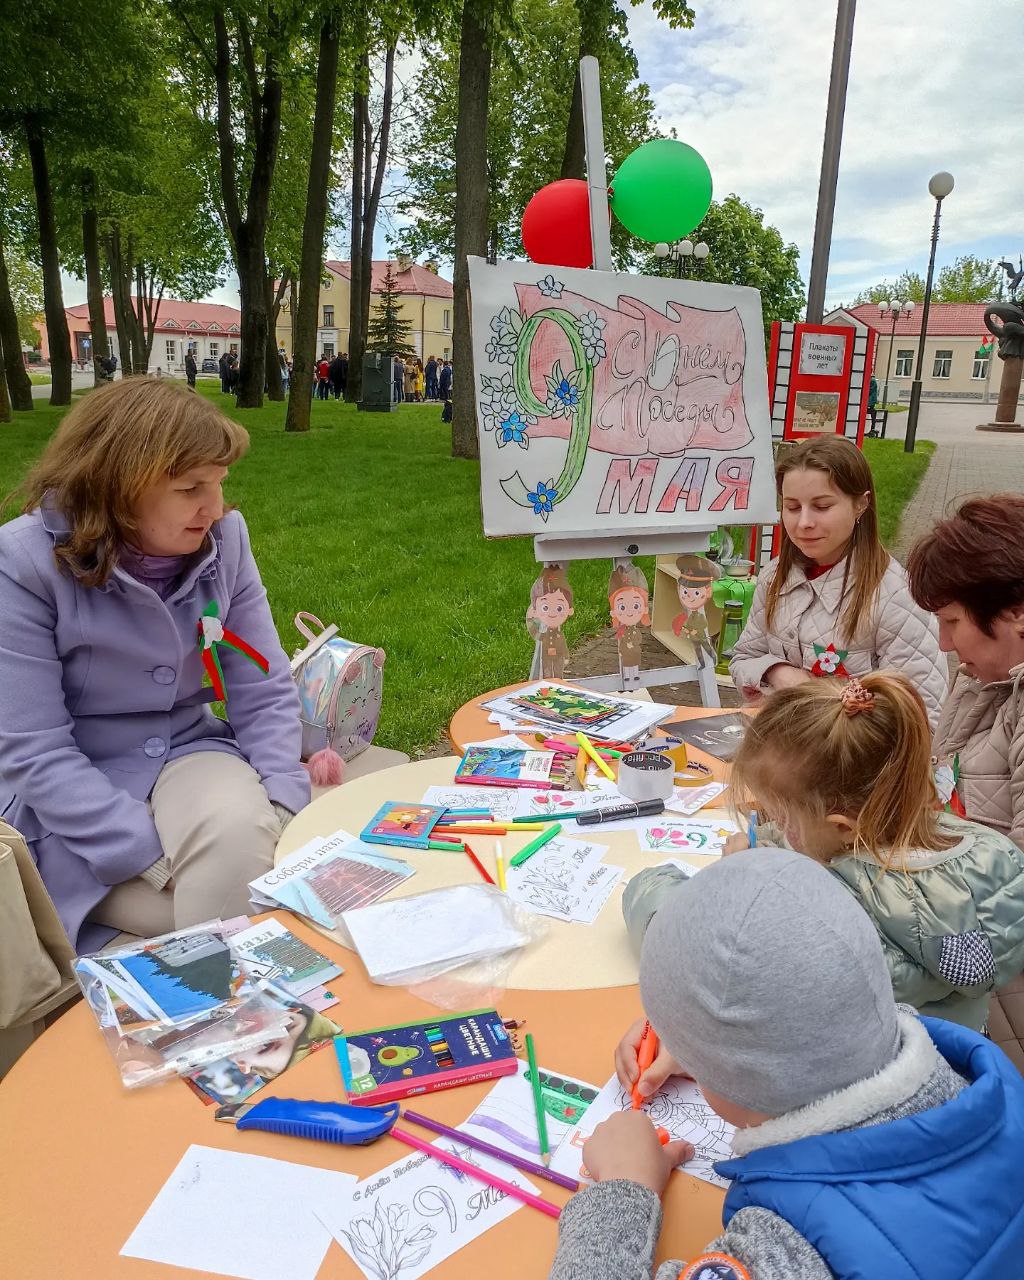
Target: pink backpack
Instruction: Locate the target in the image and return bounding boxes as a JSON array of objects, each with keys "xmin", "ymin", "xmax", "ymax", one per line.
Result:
[{"xmin": 290, "ymin": 613, "xmax": 385, "ymax": 785}]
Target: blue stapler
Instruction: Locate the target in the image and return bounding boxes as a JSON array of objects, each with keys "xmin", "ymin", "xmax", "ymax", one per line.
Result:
[{"xmin": 215, "ymin": 1097, "xmax": 400, "ymax": 1145}]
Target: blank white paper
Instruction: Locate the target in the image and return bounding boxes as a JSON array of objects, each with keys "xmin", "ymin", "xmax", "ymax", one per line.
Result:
[{"xmin": 121, "ymin": 1143, "xmax": 357, "ymax": 1280}]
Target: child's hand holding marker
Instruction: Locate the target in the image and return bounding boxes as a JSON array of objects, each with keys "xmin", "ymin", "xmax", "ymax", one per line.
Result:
[
  {"xmin": 582, "ymin": 1111, "xmax": 693, "ymax": 1195},
  {"xmin": 614, "ymin": 1017, "xmax": 689, "ymax": 1100}
]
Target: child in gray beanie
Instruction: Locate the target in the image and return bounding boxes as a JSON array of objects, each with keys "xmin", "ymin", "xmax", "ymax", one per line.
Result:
[{"xmin": 548, "ymin": 847, "xmax": 1024, "ymax": 1280}]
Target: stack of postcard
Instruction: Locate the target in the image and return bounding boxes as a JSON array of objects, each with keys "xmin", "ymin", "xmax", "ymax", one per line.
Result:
[
  {"xmin": 249, "ymin": 828, "xmax": 416, "ymax": 929},
  {"xmin": 482, "ymin": 681, "xmax": 675, "ymax": 744}
]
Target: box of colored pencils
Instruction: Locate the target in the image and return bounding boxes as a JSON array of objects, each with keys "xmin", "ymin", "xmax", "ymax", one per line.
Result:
[
  {"xmin": 454, "ymin": 746, "xmax": 575, "ymax": 790},
  {"xmin": 334, "ymin": 1008, "xmax": 518, "ymax": 1105}
]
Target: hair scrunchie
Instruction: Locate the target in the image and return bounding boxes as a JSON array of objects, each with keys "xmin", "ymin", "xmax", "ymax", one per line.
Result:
[{"xmin": 840, "ymin": 677, "xmax": 875, "ymax": 715}]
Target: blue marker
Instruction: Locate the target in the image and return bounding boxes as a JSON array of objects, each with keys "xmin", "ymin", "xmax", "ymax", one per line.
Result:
[{"xmin": 747, "ymin": 811, "xmax": 758, "ymax": 848}]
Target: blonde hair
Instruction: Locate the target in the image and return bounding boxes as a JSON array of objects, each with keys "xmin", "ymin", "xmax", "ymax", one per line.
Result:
[
  {"xmin": 766, "ymin": 436, "xmax": 889, "ymax": 642},
  {"xmin": 12, "ymin": 378, "xmax": 249, "ymax": 587},
  {"xmin": 732, "ymin": 671, "xmax": 950, "ymax": 867}
]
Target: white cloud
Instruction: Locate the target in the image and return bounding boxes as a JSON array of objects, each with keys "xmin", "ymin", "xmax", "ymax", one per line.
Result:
[{"xmin": 628, "ymin": 0, "xmax": 1024, "ymax": 305}]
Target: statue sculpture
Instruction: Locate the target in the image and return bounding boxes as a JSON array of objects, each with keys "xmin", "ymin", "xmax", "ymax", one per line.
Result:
[{"xmin": 978, "ymin": 269, "xmax": 1024, "ymax": 432}]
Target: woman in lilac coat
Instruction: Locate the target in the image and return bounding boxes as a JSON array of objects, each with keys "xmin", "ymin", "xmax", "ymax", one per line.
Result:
[{"xmin": 0, "ymin": 378, "xmax": 310, "ymax": 951}]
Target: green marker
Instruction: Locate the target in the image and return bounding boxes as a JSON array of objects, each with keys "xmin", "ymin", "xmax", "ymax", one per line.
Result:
[
  {"xmin": 428, "ymin": 840, "xmax": 466, "ymax": 851},
  {"xmin": 512, "ymin": 812, "xmax": 588, "ymax": 824},
  {"xmin": 509, "ymin": 823, "xmax": 562, "ymax": 867}
]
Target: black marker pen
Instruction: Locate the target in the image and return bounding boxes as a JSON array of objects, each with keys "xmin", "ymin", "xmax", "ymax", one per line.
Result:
[{"xmin": 576, "ymin": 799, "xmax": 665, "ymax": 825}]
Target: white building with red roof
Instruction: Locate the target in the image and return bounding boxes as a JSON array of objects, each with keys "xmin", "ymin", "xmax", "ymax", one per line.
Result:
[
  {"xmin": 38, "ymin": 298, "xmax": 242, "ymax": 373},
  {"xmin": 275, "ymin": 256, "xmax": 454, "ymax": 362},
  {"xmin": 825, "ymin": 302, "xmax": 1003, "ymax": 406}
]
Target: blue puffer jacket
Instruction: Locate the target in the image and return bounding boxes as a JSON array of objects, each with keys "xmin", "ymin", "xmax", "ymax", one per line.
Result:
[{"xmin": 715, "ymin": 1018, "xmax": 1024, "ymax": 1280}]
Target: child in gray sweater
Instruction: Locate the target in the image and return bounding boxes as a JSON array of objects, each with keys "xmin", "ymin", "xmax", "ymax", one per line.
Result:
[{"xmin": 547, "ymin": 848, "xmax": 1024, "ymax": 1280}]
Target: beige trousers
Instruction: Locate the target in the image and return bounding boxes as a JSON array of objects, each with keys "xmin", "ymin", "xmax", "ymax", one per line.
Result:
[{"xmin": 90, "ymin": 752, "xmax": 281, "ymax": 937}]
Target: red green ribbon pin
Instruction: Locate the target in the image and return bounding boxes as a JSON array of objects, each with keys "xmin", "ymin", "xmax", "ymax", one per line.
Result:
[
  {"xmin": 197, "ymin": 601, "xmax": 269, "ymax": 701},
  {"xmin": 810, "ymin": 641, "xmax": 850, "ymax": 678}
]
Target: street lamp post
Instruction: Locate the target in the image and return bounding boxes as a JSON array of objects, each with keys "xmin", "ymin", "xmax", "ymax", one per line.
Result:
[
  {"xmin": 876, "ymin": 298, "xmax": 915, "ymax": 419},
  {"xmin": 654, "ymin": 239, "xmax": 710, "ymax": 279},
  {"xmin": 904, "ymin": 171, "xmax": 954, "ymax": 453}
]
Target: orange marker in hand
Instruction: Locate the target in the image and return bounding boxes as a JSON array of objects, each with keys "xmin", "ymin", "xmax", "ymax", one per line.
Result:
[{"xmin": 631, "ymin": 1020, "xmax": 660, "ymax": 1109}]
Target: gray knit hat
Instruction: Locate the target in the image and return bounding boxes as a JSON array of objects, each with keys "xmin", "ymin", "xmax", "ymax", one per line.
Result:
[{"xmin": 639, "ymin": 847, "xmax": 900, "ymax": 1116}]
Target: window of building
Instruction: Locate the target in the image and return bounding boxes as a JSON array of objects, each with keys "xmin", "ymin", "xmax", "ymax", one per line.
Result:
[
  {"xmin": 443, "ymin": 347, "xmax": 450, "ymax": 360},
  {"xmin": 972, "ymin": 354, "xmax": 990, "ymax": 380},
  {"xmin": 322, "ymin": 343, "xmax": 335, "ymax": 357},
  {"xmin": 323, "ymin": 305, "xmax": 334, "ymax": 326},
  {"xmin": 165, "ymin": 340, "xmax": 176, "ymax": 364},
  {"xmin": 209, "ymin": 342, "xmax": 219, "ymax": 358},
  {"xmin": 443, "ymin": 309, "xmax": 451, "ymax": 331},
  {"xmin": 229, "ymin": 343, "xmax": 238, "ymax": 356},
  {"xmin": 894, "ymin": 349, "xmax": 914, "ymax": 378},
  {"xmin": 932, "ymin": 349, "xmax": 952, "ymax": 379}
]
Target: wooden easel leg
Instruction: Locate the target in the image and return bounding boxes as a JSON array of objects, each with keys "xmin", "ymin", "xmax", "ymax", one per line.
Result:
[{"xmin": 696, "ymin": 646, "xmax": 722, "ymax": 708}]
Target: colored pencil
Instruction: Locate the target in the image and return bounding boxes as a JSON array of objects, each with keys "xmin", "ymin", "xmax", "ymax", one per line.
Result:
[
  {"xmin": 402, "ymin": 1109, "xmax": 579, "ymax": 1192},
  {"xmin": 511, "ymin": 812, "xmax": 588, "ymax": 825},
  {"xmin": 389, "ymin": 1125, "xmax": 561, "ymax": 1218},
  {"xmin": 631, "ymin": 1021, "xmax": 660, "ymax": 1109},
  {"xmin": 461, "ymin": 840, "xmax": 495, "ymax": 886},
  {"xmin": 576, "ymin": 731, "xmax": 616, "ymax": 782},
  {"xmin": 495, "ymin": 840, "xmax": 507, "ymax": 891},
  {"xmin": 435, "ymin": 824, "xmax": 512, "ymax": 836},
  {"xmin": 525, "ymin": 1033, "xmax": 551, "ymax": 1166},
  {"xmin": 509, "ymin": 823, "xmax": 561, "ymax": 868},
  {"xmin": 427, "ymin": 839, "xmax": 466, "ymax": 851}
]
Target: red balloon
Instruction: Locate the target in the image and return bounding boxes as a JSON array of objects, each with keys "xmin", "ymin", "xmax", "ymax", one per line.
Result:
[{"xmin": 521, "ymin": 180, "xmax": 595, "ymax": 269}]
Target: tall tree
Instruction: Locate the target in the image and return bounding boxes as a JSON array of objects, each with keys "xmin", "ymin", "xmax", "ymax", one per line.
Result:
[
  {"xmin": 347, "ymin": 44, "xmax": 398, "ymax": 403},
  {"xmin": 81, "ymin": 169, "xmax": 109, "ymax": 383},
  {"xmin": 0, "ymin": 237, "xmax": 38, "ymax": 410},
  {"xmin": 560, "ymin": 0, "xmax": 693, "ymax": 180},
  {"xmin": 366, "ymin": 262, "xmax": 416, "ymax": 357},
  {"xmin": 0, "ymin": 0, "xmax": 151, "ymax": 405},
  {"xmin": 451, "ymin": 0, "xmax": 494, "ymax": 458},
  {"xmin": 286, "ymin": 10, "xmax": 342, "ymax": 431},
  {"xmin": 849, "ymin": 272, "xmax": 926, "ymax": 306},
  {"xmin": 935, "ymin": 254, "xmax": 1002, "ymax": 303},
  {"xmin": 645, "ymin": 194, "xmax": 805, "ymax": 325}
]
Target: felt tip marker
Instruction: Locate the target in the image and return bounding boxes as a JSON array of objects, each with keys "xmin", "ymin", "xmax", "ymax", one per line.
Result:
[
  {"xmin": 632, "ymin": 1021, "xmax": 660, "ymax": 1109},
  {"xmin": 576, "ymin": 799, "xmax": 664, "ymax": 825},
  {"xmin": 747, "ymin": 811, "xmax": 758, "ymax": 848}
]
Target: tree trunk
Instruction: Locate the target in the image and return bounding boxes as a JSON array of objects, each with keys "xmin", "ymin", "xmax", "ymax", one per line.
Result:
[
  {"xmin": 560, "ymin": 66, "xmax": 586, "ymax": 180},
  {"xmin": 0, "ymin": 333, "xmax": 10, "ymax": 422},
  {"xmin": 0, "ymin": 236, "xmax": 33, "ymax": 410},
  {"xmin": 24, "ymin": 115, "xmax": 71, "ymax": 406},
  {"xmin": 357, "ymin": 46, "xmax": 396, "ymax": 363},
  {"xmin": 236, "ymin": 229, "xmax": 270, "ymax": 406},
  {"xmin": 264, "ymin": 271, "xmax": 283, "ymax": 400},
  {"xmin": 346, "ymin": 70, "xmax": 368, "ymax": 403},
  {"xmin": 81, "ymin": 171, "xmax": 109, "ymax": 385},
  {"xmin": 451, "ymin": 0, "xmax": 493, "ymax": 459},
  {"xmin": 105, "ymin": 225, "xmax": 133, "ymax": 375},
  {"xmin": 286, "ymin": 14, "xmax": 340, "ymax": 433}
]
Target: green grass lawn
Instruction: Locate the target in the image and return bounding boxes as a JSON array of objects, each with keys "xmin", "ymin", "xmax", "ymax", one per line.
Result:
[
  {"xmin": 28, "ymin": 372, "xmax": 51, "ymax": 385},
  {"xmin": 0, "ymin": 388, "xmax": 935, "ymax": 755}
]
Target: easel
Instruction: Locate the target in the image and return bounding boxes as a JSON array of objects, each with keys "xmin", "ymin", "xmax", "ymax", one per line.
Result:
[{"xmin": 526, "ymin": 57, "xmax": 721, "ymax": 705}]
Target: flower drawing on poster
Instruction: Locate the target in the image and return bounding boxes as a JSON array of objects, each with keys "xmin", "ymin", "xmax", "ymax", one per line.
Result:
[{"xmin": 469, "ymin": 260, "xmax": 777, "ymax": 539}]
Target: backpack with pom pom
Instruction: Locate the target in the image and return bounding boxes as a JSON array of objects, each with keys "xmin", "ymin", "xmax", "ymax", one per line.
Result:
[{"xmin": 290, "ymin": 613, "xmax": 385, "ymax": 786}]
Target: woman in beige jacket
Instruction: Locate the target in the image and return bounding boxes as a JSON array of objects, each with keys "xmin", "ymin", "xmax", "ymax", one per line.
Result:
[
  {"xmin": 730, "ymin": 437, "xmax": 948, "ymax": 729},
  {"xmin": 908, "ymin": 494, "xmax": 1024, "ymax": 849}
]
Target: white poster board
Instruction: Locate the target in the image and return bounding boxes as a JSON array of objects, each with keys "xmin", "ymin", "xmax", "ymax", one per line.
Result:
[
  {"xmin": 469, "ymin": 258, "xmax": 776, "ymax": 539},
  {"xmin": 798, "ymin": 331, "xmax": 845, "ymax": 376}
]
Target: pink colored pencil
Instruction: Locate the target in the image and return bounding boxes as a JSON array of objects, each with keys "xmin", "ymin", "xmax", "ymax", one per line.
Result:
[{"xmin": 389, "ymin": 1125, "xmax": 561, "ymax": 1219}]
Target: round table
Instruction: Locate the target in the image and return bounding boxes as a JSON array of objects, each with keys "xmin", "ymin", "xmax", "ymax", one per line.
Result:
[{"xmin": 1, "ymin": 742, "xmax": 735, "ymax": 1278}]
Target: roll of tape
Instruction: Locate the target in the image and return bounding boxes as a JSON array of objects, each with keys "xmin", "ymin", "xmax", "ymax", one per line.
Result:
[{"xmin": 617, "ymin": 751, "xmax": 675, "ymax": 801}]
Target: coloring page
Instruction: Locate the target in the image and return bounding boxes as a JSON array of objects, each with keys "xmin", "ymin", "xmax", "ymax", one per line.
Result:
[
  {"xmin": 465, "ymin": 1060, "xmax": 600, "ymax": 1162},
  {"xmin": 462, "ymin": 734, "xmax": 536, "ymax": 750},
  {"xmin": 657, "ymin": 858, "xmax": 706, "ymax": 879},
  {"xmin": 637, "ymin": 816, "xmax": 738, "ymax": 855},
  {"xmin": 314, "ymin": 1136, "xmax": 526, "ymax": 1280},
  {"xmin": 421, "ymin": 785, "xmax": 522, "ymax": 824},
  {"xmin": 549, "ymin": 1075, "xmax": 735, "ymax": 1190},
  {"xmin": 504, "ymin": 835, "xmax": 623, "ymax": 924}
]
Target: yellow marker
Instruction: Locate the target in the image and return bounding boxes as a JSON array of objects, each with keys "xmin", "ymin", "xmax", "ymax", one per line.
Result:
[
  {"xmin": 575, "ymin": 743, "xmax": 588, "ymax": 786},
  {"xmin": 576, "ymin": 731, "xmax": 615, "ymax": 781},
  {"xmin": 495, "ymin": 840, "xmax": 507, "ymax": 891}
]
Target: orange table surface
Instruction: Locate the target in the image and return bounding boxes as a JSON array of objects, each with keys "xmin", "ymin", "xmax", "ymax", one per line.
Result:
[
  {"xmin": 0, "ymin": 912, "xmax": 727, "ymax": 1279},
  {"xmin": 449, "ymin": 681, "xmax": 741, "ymax": 784}
]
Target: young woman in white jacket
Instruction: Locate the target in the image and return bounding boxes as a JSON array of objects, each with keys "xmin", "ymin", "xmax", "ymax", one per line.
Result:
[{"xmin": 730, "ymin": 436, "xmax": 948, "ymax": 729}]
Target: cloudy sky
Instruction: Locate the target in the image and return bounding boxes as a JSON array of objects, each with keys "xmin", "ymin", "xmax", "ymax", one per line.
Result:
[
  {"xmin": 626, "ymin": 0, "xmax": 1022, "ymax": 307},
  {"xmin": 63, "ymin": 0, "xmax": 1022, "ymax": 313}
]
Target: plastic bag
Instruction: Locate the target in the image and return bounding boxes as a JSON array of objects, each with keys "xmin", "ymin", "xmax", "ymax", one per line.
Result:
[
  {"xmin": 73, "ymin": 920, "xmax": 292, "ymax": 1089},
  {"xmin": 340, "ymin": 883, "xmax": 547, "ymax": 989}
]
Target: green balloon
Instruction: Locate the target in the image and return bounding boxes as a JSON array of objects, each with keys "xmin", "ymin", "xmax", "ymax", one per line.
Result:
[{"xmin": 610, "ymin": 139, "xmax": 713, "ymax": 244}]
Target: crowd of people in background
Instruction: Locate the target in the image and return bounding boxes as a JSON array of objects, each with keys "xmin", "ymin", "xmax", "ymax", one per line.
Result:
[{"xmin": 390, "ymin": 353, "xmax": 451, "ymax": 405}]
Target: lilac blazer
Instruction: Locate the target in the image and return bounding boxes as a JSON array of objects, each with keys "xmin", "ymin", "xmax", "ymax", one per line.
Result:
[{"xmin": 0, "ymin": 504, "xmax": 310, "ymax": 951}]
